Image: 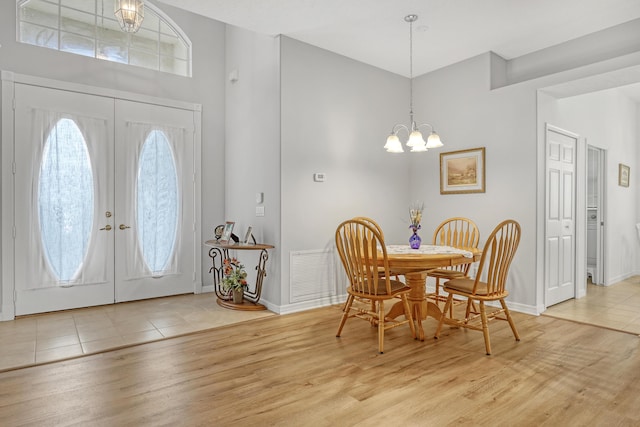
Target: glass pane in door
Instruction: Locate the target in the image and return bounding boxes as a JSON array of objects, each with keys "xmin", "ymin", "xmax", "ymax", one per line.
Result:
[
  {"xmin": 136, "ymin": 129, "xmax": 178, "ymax": 274},
  {"xmin": 38, "ymin": 118, "xmax": 94, "ymax": 282}
]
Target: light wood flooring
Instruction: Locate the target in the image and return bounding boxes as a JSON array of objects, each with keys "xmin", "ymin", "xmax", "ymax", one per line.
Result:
[
  {"xmin": 1, "ymin": 303, "xmax": 640, "ymax": 426},
  {"xmin": 0, "ymin": 293, "xmax": 274, "ymax": 372},
  {"xmin": 543, "ymin": 276, "xmax": 640, "ymax": 335}
]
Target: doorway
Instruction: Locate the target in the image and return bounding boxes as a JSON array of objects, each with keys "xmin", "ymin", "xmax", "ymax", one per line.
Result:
[
  {"xmin": 586, "ymin": 145, "xmax": 606, "ymax": 286},
  {"xmin": 6, "ymin": 79, "xmax": 201, "ymax": 316}
]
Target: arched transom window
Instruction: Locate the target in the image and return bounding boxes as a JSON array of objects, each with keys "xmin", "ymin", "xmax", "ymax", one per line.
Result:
[{"xmin": 17, "ymin": 0, "xmax": 192, "ymax": 77}]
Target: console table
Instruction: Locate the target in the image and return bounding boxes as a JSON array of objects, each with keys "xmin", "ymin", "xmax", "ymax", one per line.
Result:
[{"xmin": 204, "ymin": 240, "xmax": 274, "ymax": 311}]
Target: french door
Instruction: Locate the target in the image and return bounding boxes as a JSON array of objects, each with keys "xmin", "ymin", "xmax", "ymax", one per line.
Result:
[{"xmin": 13, "ymin": 84, "xmax": 198, "ymax": 315}]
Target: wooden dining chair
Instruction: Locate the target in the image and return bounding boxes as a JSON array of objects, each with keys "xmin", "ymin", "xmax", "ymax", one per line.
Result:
[
  {"xmin": 353, "ymin": 217, "xmax": 401, "ymax": 276},
  {"xmin": 434, "ymin": 219, "xmax": 521, "ymax": 355},
  {"xmin": 335, "ymin": 219, "xmax": 416, "ymax": 353},
  {"xmin": 428, "ymin": 217, "xmax": 480, "ymax": 308}
]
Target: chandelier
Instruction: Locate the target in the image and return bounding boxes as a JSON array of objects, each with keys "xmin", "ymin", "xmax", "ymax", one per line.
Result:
[
  {"xmin": 115, "ymin": 0, "xmax": 145, "ymax": 33},
  {"xmin": 384, "ymin": 15, "xmax": 443, "ymax": 153}
]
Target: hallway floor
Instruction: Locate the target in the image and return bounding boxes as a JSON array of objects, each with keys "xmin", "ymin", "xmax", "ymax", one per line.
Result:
[
  {"xmin": 543, "ymin": 276, "xmax": 640, "ymax": 335},
  {"xmin": 0, "ymin": 293, "xmax": 275, "ymax": 372}
]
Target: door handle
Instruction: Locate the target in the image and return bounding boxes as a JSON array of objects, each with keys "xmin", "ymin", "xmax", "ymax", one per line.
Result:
[
  {"xmin": 119, "ymin": 224, "xmax": 131, "ymax": 230},
  {"xmin": 100, "ymin": 225, "xmax": 112, "ymax": 231}
]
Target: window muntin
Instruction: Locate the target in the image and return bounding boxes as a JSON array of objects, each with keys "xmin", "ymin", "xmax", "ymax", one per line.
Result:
[{"xmin": 17, "ymin": 0, "xmax": 192, "ymax": 77}]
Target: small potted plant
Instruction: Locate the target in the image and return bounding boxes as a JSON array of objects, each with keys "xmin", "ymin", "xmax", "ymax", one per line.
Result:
[{"xmin": 222, "ymin": 257, "xmax": 248, "ymax": 304}]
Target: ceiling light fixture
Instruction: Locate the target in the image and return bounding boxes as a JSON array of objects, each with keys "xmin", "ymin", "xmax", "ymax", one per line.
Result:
[
  {"xmin": 384, "ymin": 14, "xmax": 443, "ymax": 153},
  {"xmin": 115, "ymin": 0, "xmax": 145, "ymax": 33}
]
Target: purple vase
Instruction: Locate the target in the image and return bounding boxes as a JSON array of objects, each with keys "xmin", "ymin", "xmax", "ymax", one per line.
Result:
[{"xmin": 409, "ymin": 228, "xmax": 422, "ymax": 249}]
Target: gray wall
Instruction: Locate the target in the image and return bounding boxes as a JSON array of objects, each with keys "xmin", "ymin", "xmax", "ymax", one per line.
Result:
[
  {"xmin": 279, "ymin": 37, "xmax": 413, "ymax": 311},
  {"xmin": 223, "ymin": 26, "xmax": 281, "ymax": 307}
]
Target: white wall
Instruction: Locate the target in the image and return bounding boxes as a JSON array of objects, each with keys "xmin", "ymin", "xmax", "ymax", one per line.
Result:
[
  {"xmin": 409, "ymin": 53, "xmax": 538, "ymax": 311},
  {"xmin": 279, "ymin": 37, "xmax": 412, "ymax": 311},
  {"xmin": 224, "ymin": 26, "xmax": 282, "ymax": 307},
  {"xmin": 409, "ymin": 50, "xmax": 640, "ymax": 313},
  {"xmin": 554, "ymin": 89, "xmax": 639, "ymax": 283}
]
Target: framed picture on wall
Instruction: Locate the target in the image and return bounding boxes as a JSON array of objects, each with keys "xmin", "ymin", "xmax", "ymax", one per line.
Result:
[
  {"xmin": 619, "ymin": 163, "xmax": 630, "ymax": 187},
  {"xmin": 440, "ymin": 147, "xmax": 486, "ymax": 194},
  {"xmin": 220, "ymin": 221, "xmax": 235, "ymax": 243}
]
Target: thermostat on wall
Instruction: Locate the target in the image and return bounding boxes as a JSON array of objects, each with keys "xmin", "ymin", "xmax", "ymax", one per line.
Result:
[{"xmin": 313, "ymin": 173, "xmax": 326, "ymax": 182}]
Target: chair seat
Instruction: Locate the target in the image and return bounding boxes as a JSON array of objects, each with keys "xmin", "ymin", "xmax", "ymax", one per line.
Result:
[
  {"xmin": 349, "ymin": 279, "xmax": 410, "ymax": 298},
  {"xmin": 444, "ymin": 278, "xmax": 490, "ymax": 295},
  {"xmin": 427, "ymin": 268, "xmax": 466, "ymax": 279}
]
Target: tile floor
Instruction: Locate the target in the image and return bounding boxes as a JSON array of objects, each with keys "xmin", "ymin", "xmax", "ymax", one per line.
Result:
[
  {"xmin": 543, "ymin": 276, "xmax": 640, "ymax": 335},
  {"xmin": 0, "ymin": 293, "xmax": 275, "ymax": 372}
]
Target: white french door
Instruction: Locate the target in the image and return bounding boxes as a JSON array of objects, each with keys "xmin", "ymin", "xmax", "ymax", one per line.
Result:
[
  {"xmin": 113, "ymin": 100, "xmax": 196, "ymax": 302},
  {"xmin": 13, "ymin": 84, "xmax": 198, "ymax": 315}
]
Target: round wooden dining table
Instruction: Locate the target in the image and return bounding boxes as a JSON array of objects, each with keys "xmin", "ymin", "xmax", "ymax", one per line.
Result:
[{"xmin": 383, "ymin": 245, "xmax": 481, "ymax": 340}]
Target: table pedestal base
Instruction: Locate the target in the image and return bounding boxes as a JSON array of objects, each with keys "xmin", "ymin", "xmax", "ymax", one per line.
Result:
[{"xmin": 386, "ymin": 271, "xmax": 444, "ymax": 341}]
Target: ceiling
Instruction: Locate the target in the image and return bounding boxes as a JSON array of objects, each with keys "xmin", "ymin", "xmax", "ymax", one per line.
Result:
[{"xmin": 156, "ymin": 0, "xmax": 640, "ymax": 78}]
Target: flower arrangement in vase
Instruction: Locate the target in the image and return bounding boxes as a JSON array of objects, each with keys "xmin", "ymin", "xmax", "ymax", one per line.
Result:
[
  {"xmin": 409, "ymin": 201, "xmax": 424, "ymax": 249},
  {"xmin": 222, "ymin": 258, "xmax": 248, "ymax": 303}
]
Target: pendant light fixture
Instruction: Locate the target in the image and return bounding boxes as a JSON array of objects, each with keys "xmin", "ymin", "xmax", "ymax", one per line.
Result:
[
  {"xmin": 115, "ymin": 0, "xmax": 145, "ymax": 33},
  {"xmin": 384, "ymin": 14, "xmax": 443, "ymax": 153}
]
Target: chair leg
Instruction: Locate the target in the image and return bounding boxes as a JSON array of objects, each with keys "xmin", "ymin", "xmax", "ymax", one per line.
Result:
[
  {"xmin": 500, "ymin": 298, "xmax": 520, "ymax": 341},
  {"xmin": 336, "ymin": 295, "xmax": 354, "ymax": 337},
  {"xmin": 434, "ymin": 294, "xmax": 454, "ymax": 339},
  {"xmin": 401, "ymin": 294, "xmax": 417, "ymax": 339},
  {"xmin": 378, "ymin": 300, "xmax": 385, "ymax": 354},
  {"xmin": 479, "ymin": 301, "xmax": 491, "ymax": 355}
]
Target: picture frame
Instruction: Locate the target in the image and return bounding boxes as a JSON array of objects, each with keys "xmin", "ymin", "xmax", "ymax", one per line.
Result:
[
  {"xmin": 220, "ymin": 221, "xmax": 235, "ymax": 243},
  {"xmin": 440, "ymin": 147, "xmax": 486, "ymax": 194},
  {"xmin": 243, "ymin": 226, "xmax": 253, "ymax": 244},
  {"xmin": 619, "ymin": 163, "xmax": 630, "ymax": 187}
]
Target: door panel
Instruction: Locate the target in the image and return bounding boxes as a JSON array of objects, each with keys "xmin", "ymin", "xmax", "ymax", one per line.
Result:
[
  {"xmin": 545, "ymin": 125, "xmax": 577, "ymax": 306},
  {"xmin": 14, "ymin": 85, "xmax": 115, "ymax": 315},
  {"xmin": 113, "ymin": 100, "xmax": 196, "ymax": 302}
]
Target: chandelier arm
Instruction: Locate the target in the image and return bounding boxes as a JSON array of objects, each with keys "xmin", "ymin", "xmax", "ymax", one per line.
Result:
[
  {"xmin": 390, "ymin": 123, "xmax": 410, "ymax": 136},
  {"xmin": 414, "ymin": 123, "xmax": 435, "ymax": 133}
]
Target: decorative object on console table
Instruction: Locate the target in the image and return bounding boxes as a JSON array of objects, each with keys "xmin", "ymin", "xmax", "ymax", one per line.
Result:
[
  {"xmin": 204, "ymin": 240, "xmax": 275, "ymax": 311},
  {"xmin": 440, "ymin": 147, "xmax": 485, "ymax": 194},
  {"xmin": 619, "ymin": 163, "xmax": 630, "ymax": 187},
  {"xmin": 220, "ymin": 221, "xmax": 235, "ymax": 243},
  {"xmin": 221, "ymin": 258, "xmax": 247, "ymax": 304},
  {"xmin": 243, "ymin": 226, "xmax": 253, "ymax": 244},
  {"xmin": 409, "ymin": 201, "xmax": 423, "ymax": 249}
]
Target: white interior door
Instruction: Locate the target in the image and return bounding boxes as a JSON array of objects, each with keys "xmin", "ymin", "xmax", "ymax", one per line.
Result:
[
  {"xmin": 113, "ymin": 100, "xmax": 196, "ymax": 302},
  {"xmin": 13, "ymin": 85, "xmax": 115, "ymax": 315},
  {"xmin": 545, "ymin": 125, "xmax": 577, "ymax": 306}
]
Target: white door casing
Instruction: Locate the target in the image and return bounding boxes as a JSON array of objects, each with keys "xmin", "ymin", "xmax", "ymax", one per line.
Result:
[{"xmin": 545, "ymin": 125, "xmax": 578, "ymax": 306}]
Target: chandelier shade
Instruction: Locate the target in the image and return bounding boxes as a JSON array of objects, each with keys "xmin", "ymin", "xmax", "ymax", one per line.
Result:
[
  {"xmin": 385, "ymin": 14, "xmax": 443, "ymax": 153},
  {"xmin": 115, "ymin": 0, "xmax": 145, "ymax": 33}
]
